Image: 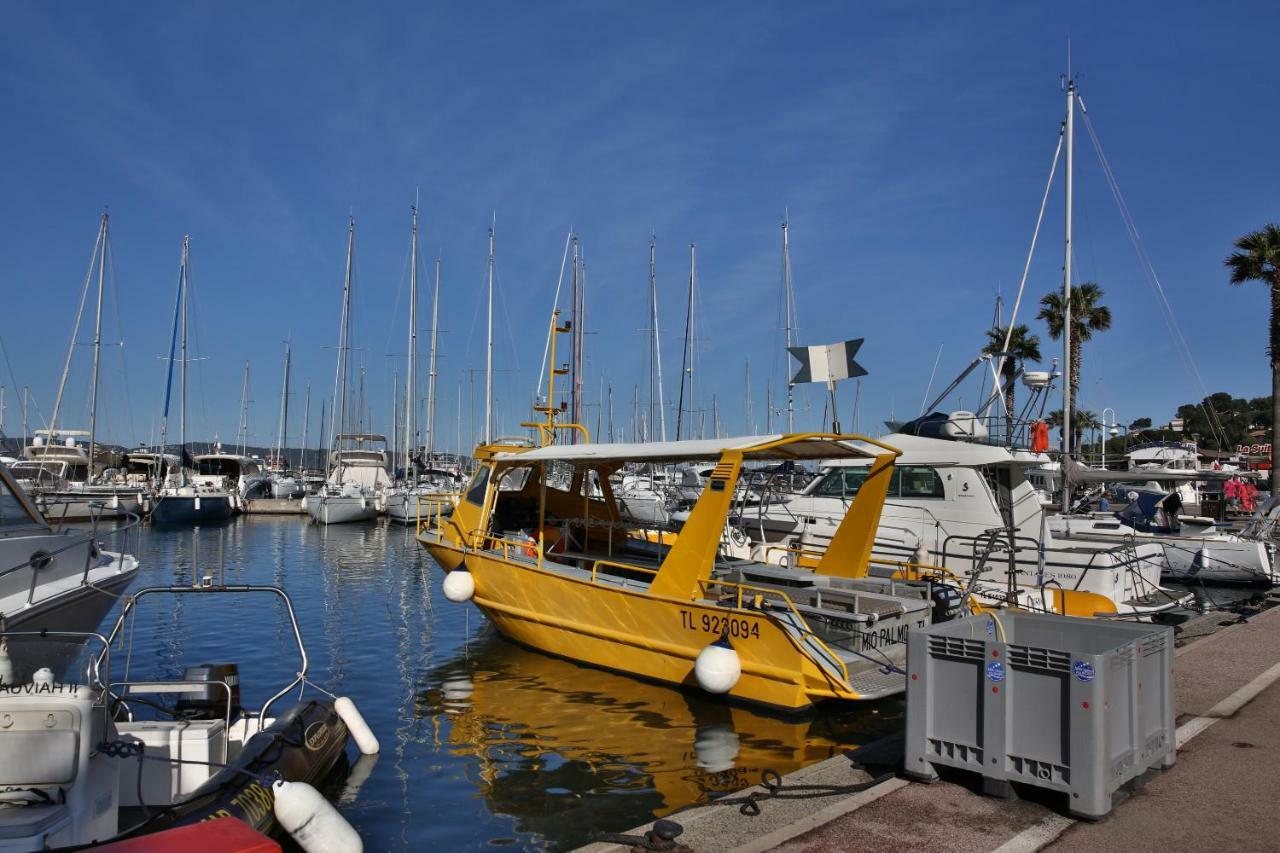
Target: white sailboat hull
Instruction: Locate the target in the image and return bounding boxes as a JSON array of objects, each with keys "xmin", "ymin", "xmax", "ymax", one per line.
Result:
[{"xmin": 308, "ymin": 495, "xmax": 377, "ymax": 525}]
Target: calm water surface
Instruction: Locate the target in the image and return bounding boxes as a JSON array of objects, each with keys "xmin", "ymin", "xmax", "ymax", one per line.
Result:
[{"xmin": 92, "ymin": 517, "xmax": 897, "ymax": 850}]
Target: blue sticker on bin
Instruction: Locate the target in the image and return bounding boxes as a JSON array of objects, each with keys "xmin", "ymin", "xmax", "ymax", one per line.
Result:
[
  {"xmin": 986, "ymin": 661, "xmax": 1005, "ymax": 682},
  {"xmin": 1072, "ymin": 660, "xmax": 1095, "ymax": 683},
  {"xmin": 986, "ymin": 619, "xmax": 994, "ymax": 636}
]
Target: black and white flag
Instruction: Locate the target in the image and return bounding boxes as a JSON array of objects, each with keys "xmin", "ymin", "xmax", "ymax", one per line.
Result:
[{"xmin": 788, "ymin": 338, "xmax": 868, "ymax": 385}]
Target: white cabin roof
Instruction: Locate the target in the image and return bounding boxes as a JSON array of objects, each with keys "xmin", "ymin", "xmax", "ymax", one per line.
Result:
[
  {"xmin": 823, "ymin": 433, "xmax": 1015, "ymax": 468},
  {"xmin": 492, "ymin": 434, "xmax": 890, "ymax": 465}
]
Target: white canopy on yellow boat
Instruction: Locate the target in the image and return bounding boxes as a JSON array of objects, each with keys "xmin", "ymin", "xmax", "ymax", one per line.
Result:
[{"xmin": 490, "ymin": 434, "xmax": 895, "ymax": 464}]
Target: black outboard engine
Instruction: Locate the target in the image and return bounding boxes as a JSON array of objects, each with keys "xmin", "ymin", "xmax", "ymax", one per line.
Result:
[
  {"xmin": 175, "ymin": 662, "xmax": 242, "ymax": 720},
  {"xmin": 928, "ymin": 581, "xmax": 964, "ymax": 623}
]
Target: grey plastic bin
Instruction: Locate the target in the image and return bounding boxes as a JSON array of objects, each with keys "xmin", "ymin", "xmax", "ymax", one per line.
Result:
[{"xmin": 904, "ymin": 610, "xmax": 1175, "ymax": 818}]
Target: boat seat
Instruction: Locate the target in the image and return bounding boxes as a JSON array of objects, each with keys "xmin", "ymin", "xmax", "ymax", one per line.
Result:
[
  {"xmin": 0, "ymin": 803, "xmax": 69, "ymax": 839},
  {"xmin": 0, "ymin": 731, "xmax": 79, "ymax": 786}
]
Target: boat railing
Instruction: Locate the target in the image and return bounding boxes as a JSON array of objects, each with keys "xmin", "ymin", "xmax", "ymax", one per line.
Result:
[
  {"xmin": 588, "ymin": 558, "xmax": 659, "ymax": 583},
  {"xmin": 0, "ymin": 505, "xmax": 142, "ymax": 609},
  {"xmin": 98, "ymin": 584, "xmax": 309, "ymax": 729},
  {"xmin": 413, "ymin": 492, "xmax": 461, "ymax": 534},
  {"xmin": 697, "ymin": 577, "xmax": 852, "ymax": 687},
  {"xmin": 109, "ymin": 678, "xmax": 235, "ymax": 763}
]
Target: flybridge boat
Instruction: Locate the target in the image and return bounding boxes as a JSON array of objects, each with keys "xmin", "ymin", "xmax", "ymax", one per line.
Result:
[
  {"xmin": 417, "ymin": 432, "xmax": 961, "ymax": 713},
  {"xmin": 0, "ymin": 582, "xmax": 375, "ymax": 850},
  {"xmin": 0, "ymin": 462, "xmax": 138, "ymax": 675},
  {"xmin": 1049, "ymin": 489, "xmax": 1278, "ymax": 586},
  {"xmin": 11, "ymin": 433, "xmax": 145, "ymax": 522},
  {"xmin": 735, "ymin": 424, "xmax": 1189, "ymax": 619},
  {"xmin": 193, "ymin": 449, "xmax": 272, "ymax": 505},
  {"xmin": 308, "ymin": 434, "xmax": 390, "ymax": 525}
]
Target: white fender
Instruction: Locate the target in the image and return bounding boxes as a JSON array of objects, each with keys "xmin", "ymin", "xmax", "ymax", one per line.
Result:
[
  {"xmin": 272, "ymin": 779, "xmax": 363, "ymax": 853},
  {"xmin": 694, "ymin": 636, "xmax": 741, "ymax": 694},
  {"xmin": 194, "ymin": 496, "xmax": 202, "ymax": 511},
  {"xmin": 335, "ymin": 696, "xmax": 380, "ymax": 755},
  {"xmin": 32, "ymin": 668, "xmax": 55, "ymax": 687},
  {"xmin": 0, "ymin": 639, "xmax": 13, "ymax": 686},
  {"xmin": 912, "ymin": 542, "xmax": 929, "ymax": 568},
  {"xmin": 443, "ymin": 568, "xmax": 475, "ymax": 603}
]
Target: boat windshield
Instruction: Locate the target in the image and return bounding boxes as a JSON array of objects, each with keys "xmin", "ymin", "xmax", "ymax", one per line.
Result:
[
  {"xmin": 9, "ymin": 461, "xmax": 67, "ymax": 483},
  {"xmin": 811, "ymin": 465, "xmax": 944, "ymax": 500}
]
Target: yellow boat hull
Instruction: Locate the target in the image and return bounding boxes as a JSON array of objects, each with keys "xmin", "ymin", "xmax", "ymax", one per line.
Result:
[{"xmin": 422, "ymin": 540, "xmax": 861, "ymax": 712}]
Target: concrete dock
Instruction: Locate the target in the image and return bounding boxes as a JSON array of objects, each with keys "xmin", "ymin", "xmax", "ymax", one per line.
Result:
[
  {"xmin": 242, "ymin": 497, "xmax": 306, "ymax": 515},
  {"xmin": 581, "ymin": 598, "xmax": 1280, "ymax": 853}
]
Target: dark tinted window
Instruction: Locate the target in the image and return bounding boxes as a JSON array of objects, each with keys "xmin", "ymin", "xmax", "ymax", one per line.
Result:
[{"xmin": 464, "ymin": 467, "xmax": 490, "ymax": 506}]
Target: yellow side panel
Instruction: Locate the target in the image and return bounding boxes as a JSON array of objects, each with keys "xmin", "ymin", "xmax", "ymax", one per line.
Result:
[
  {"xmin": 647, "ymin": 453, "xmax": 743, "ymax": 599},
  {"xmin": 815, "ymin": 453, "xmax": 895, "ymax": 579}
]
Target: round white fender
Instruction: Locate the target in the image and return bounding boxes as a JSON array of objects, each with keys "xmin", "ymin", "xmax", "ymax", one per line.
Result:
[
  {"xmin": 273, "ymin": 779, "xmax": 363, "ymax": 853},
  {"xmin": 443, "ymin": 568, "xmax": 475, "ymax": 603},
  {"xmin": 335, "ymin": 696, "xmax": 380, "ymax": 755},
  {"xmin": 32, "ymin": 668, "xmax": 55, "ymax": 687},
  {"xmin": 694, "ymin": 636, "xmax": 741, "ymax": 694},
  {"xmin": 0, "ymin": 639, "xmax": 13, "ymax": 687},
  {"xmin": 1195, "ymin": 545, "xmax": 1211, "ymax": 574},
  {"xmin": 912, "ymin": 542, "xmax": 929, "ymax": 568}
]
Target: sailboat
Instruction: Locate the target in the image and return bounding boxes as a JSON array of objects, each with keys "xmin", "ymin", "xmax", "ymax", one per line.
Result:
[
  {"xmin": 11, "ymin": 213, "xmax": 147, "ymax": 522},
  {"xmin": 387, "ymin": 207, "xmax": 459, "ymax": 523},
  {"xmin": 308, "ymin": 218, "xmax": 387, "ymax": 525},
  {"xmin": 266, "ymin": 341, "xmax": 305, "ymax": 499},
  {"xmin": 150, "ymin": 237, "xmax": 235, "ymax": 525}
]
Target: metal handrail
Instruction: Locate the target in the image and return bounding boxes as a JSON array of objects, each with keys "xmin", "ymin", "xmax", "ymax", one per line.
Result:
[
  {"xmin": 110, "ymin": 678, "xmax": 234, "ymax": 763},
  {"xmin": 697, "ymin": 578, "xmax": 851, "ymax": 687},
  {"xmin": 97, "ymin": 584, "xmax": 309, "ymax": 729}
]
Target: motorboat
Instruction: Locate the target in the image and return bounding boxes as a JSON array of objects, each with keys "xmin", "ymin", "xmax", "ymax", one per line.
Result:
[
  {"xmin": 0, "ymin": 461, "xmax": 138, "ymax": 674},
  {"xmin": 11, "ymin": 433, "xmax": 145, "ymax": 522},
  {"xmin": 734, "ymin": 418, "xmax": 1189, "ymax": 619},
  {"xmin": 308, "ymin": 435, "xmax": 389, "ymax": 525},
  {"xmin": 1049, "ymin": 488, "xmax": 1278, "ymax": 586},
  {"xmin": 0, "ymin": 581, "xmax": 374, "ymax": 850},
  {"xmin": 193, "ymin": 448, "xmax": 272, "ymax": 506},
  {"xmin": 418, "ymin": 431, "xmax": 958, "ymax": 712}
]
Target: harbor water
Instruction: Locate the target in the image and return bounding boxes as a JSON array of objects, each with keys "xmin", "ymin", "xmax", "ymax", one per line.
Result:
[{"xmin": 94, "ymin": 517, "xmax": 900, "ymax": 850}]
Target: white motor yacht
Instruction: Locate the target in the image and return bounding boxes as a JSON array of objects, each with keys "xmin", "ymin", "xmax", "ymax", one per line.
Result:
[
  {"xmin": 735, "ymin": 421, "xmax": 1188, "ymax": 618},
  {"xmin": 1049, "ymin": 488, "xmax": 1278, "ymax": 586},
  {"xmin": 11, "ymin": 433, "xmax": 145, "ymax": 522}
]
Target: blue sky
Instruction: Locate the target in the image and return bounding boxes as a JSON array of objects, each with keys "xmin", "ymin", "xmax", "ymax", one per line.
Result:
[{"xmin": 2, "ymin": 1, "xmax": 1277, "ymax": 453}]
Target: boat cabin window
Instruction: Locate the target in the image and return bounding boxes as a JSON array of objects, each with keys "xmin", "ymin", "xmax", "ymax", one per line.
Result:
[
  {"xmin": 497, "ymin": 467, "xmax": 531, "ymax": 492},
  {"xmin": 813, "ymin": 465, "xmax": 945, "ymax": 499},
  {"xmin": 464, "ymin": 466, "xmax": 490, "ymax": 507}
]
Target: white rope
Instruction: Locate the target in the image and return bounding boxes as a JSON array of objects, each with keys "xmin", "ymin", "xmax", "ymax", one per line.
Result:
[
  {"xmin": 991, "ymin": 127, "xmax": 1065, "ymax": 397},
  {"xmin": 1078, "ymin": 100, "xmax": 1230, "ymax": 448}
]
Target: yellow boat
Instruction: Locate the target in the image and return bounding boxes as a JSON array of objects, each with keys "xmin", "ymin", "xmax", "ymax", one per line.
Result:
[{"xmin": 417, "ymin": 431, "xmax": 951, "ymax": 712}]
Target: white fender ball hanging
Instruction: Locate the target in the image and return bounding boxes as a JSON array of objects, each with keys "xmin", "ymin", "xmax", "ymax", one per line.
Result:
[
  {"xmin": 442, "ymin": 567, "xmax": 475, "ymax": 603},
  {"xmin": 335, "ymin": 696, "xmax": 380, "ymax": 755},
  {"xmin": 694, "ymin": 635, "xmax": 741, "ymax": 694},
  {"xmin": 273, "ymin": 779, "xmax": 363, "ymax": 853}
]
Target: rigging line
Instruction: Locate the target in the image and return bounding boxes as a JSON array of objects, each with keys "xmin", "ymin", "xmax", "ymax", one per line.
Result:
[
  {"xmin": 0, "ymin": 337, "xmax": 47, "ymax": 432},
  {"xmin": 536, "ymin": 229, "xmax": 574, "ymax": 400},
  {"xmin": 49, "ymin": 223, "xmax": 103, "ymax": 437},
  {"xmin": 1077, "ymin": 104, "xmax": 1231, "ymax": 449},
  {"xmin": 919, "ymin": 344, "xmax": 944, "ymax": 416},
  {"xmin": 991, "ymin": 125, "xmax": 1065, "ymax": 408},
  {"xmin": 382, "ymin": 235, "xmax": 414, "ymax": 364},
  {"xmin": 105, "ymin": 233, "xmax": 138, "ymax": 445}
]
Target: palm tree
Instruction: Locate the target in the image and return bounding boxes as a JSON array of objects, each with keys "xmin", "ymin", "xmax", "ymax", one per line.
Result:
[
  {"xmin": 1048, "ymin": 408, "xmax": 1100, "ymax": 450},
  {"xmin": 1037, "ymin": 282, "xmax": 1111, "ymax": 421},
  {"xmin": 1225, "ymin": 223, "xmax": 1280, "ymax": 491},
  {"xmin": 982, "ymin": 324, "xmax": 1042, "ymax": 426}
]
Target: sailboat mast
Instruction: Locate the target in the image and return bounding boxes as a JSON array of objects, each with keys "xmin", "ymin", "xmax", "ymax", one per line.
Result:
[
  {"xmin": 485, "ymin": 224, "xmax": 495, "ymax": 444},
  {"xmin": 86, "ymin": 212, "xmax": 109, "ymax": 477},
  {"xmin": 275, "ymin": 342, "xmax": 291, "ymax": 467},
  {"xmin": 49, "ymin": 217, "xmax": 106, "ymax": 442},
  {"xmin": 675, "ymin": 243, "xmax": 696, "ymax": 440},
  {"xmin": 1060, "ymin": 77, "xmax": 1076, "ymax": 513},
  {"xmin": 783, "ymin": 217, "xmax": 795, "ymax": 432},
  {"xmin": 237, "ymin": 361, "xmax": 250, "ymax": 456},
  {"xmin": 427, "ymin": 258, "xmax": 440, "ymax": 456},
  {"xmin": 179, "ymin": 236, "xmax": 190, "ymax": 485},
  {"xmin": 649, "ymin": 236, "xmax": 667, "ymax": 442},
  {"xmin": 298, "ymin": 381, "xmax": 309, "ymax": 471},
  {"xmin": 569, "ymin": 236, "xmax": 580, "ymax": 437},
  {"xmin": 405, "ymin": 205, "xmax": 419, "ymax": 478},
  {"xmin": 330, "ymin": 218, "xmax": 355, "ymax": 462}
]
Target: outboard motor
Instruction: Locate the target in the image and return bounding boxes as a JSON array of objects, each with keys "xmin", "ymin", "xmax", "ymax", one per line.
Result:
[
  {"xmin": 928, "ymin": 581, "xmax": 964, "ymax": 623},
  {"xmin": 176, "ymin": 662, "xmax": 242, "ymax": 720}
]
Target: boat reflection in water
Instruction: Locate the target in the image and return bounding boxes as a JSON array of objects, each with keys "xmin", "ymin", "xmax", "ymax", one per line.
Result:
[{"xmin": 416, "ymin": 630, "xmax": 901, "ymax": 847}]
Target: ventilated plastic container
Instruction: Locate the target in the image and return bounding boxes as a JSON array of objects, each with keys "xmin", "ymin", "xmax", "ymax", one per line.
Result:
[{"xmin": 904, "ymin": 610, "xmax": 1175, "ymax": 818}]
